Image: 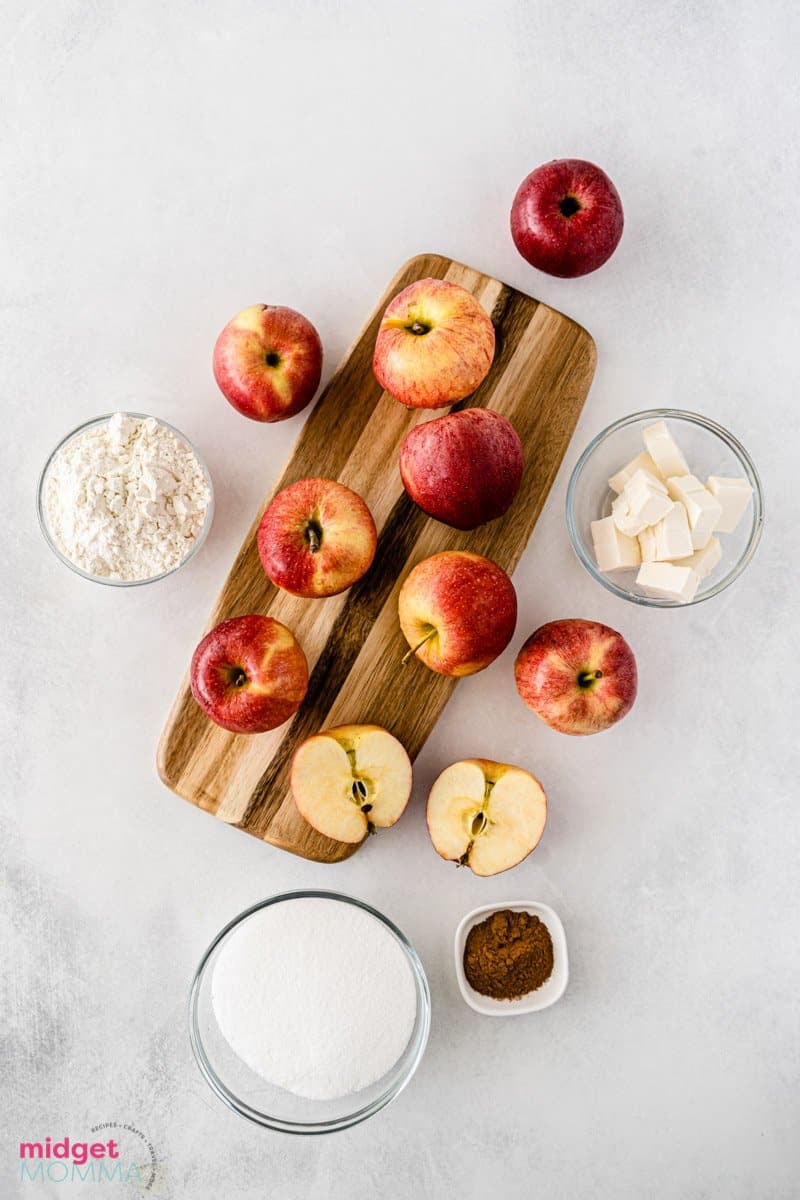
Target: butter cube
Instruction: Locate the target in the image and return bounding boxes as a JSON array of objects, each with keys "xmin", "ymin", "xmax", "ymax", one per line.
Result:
[
  {"xmin": 665, "ymin": 473, "xmax": 704, "ymax": 502},
  {"xmin": 636, "ymin": 561, "xmax": 700, "ymax": 603},
  {"xmin": 682, "ymin": 536, "xmax": 722, "ymax": 581},
  {"xmin": 591, "ymin": 516, "xmax": 641, "ymax": 572},
  {"xmin": 638, "ymin": 527, "xmax": 657, "ymax": 562},
  {"xmin": 667, "ymin": 475, "xmax": 722, "ymax": 549},
  {"xmin": 653, "ymin": 501, "xmax": 694, "ymax": 560},
  {"xmin": 611, "ymin": 493, "xmax": 648, "ymax": 537},
  {"xmin": 623, "ymin": 468, "xmax": 672, "ymax": 527},
  {"xmin": 643, "ymin": 421, "xmax": 690, "ymax": 478},
  {"xmin": 706, "ymin": 475, "xmax": 753, "ymax": 534},
  {"xmin": 608, "ymin": 451, "xmax": 663, "ymax": 494}
]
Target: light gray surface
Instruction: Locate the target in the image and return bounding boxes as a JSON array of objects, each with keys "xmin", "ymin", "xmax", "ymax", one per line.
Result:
[{"xmin": 2, "ymin": 3, "xmax": 798, "ymax": 1197}]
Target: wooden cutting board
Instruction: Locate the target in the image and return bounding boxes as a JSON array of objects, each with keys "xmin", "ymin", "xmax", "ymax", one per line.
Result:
[{"xmin": 157, "ymin": 253, "xmax": 596, "ymax": 863}]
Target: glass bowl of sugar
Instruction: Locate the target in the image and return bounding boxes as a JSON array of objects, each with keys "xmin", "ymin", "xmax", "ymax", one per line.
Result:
[
  {"xmin": 189, "ymin": 891, "xmax": 431, "ymax": 1134},
  {"xmin": 36, "ymin": 412, "xmax": 214, "ymax": 586},
  {"xmin": 566, "ymin": 409, "xmax": 763, "ymax": 607}
]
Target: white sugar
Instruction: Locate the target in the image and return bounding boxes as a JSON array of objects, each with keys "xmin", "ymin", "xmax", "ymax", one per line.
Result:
[{"xmin": 211, "ymin": 898, "xmax": 418, "ymax": 1101}]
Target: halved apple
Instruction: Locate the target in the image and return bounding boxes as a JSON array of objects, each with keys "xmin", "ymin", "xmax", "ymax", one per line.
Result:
[
  {"xmin": 426, "ymin": 758, "xmax": 546, "ymax": 876},
  {"xmin": 290, "ymin": 724, "xmax": 412, "ymax": 844}
]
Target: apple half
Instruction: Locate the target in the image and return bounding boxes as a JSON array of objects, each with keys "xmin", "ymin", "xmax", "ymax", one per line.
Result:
[
  {"xmin": 291, "ymin": 724, "xmax": 412, "ymax": 844},
  {"xmin": 426, "ymin": 758, "xmax": 546, "ymax": 876}
]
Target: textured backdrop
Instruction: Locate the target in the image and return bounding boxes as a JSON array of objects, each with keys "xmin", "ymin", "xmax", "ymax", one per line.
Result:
[{"xmin": 2, "ymin": 2, "xmax": 798, "ymax": 1197}]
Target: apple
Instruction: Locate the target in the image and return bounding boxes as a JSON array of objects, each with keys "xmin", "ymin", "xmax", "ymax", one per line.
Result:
[
  {"xmin": 373, "ymin": 278, "xmax": 495, "ymax": 408},
  {"xmin": 213, "ymin": 304, "xmax": 323, "ymax": 422},
  {"xmin": 399, "ymin": 551, "xmax": 517, "ymax": 677},
  {"xmin": 291, "ymin": 724, "xmax": 412, "ymax": 844},
  {"xmin": 190, "ymin": 614, "xmax": 308, "ymax": 734},
  {"xmin": 514, "ymin": 618, "xmax": 637, "ymax": 735},
  {"xmin": 427, "ymin": 758, "xmax": 546, "ymax": 876},
  {"xmin": 399, "ymin": 408, "xmax": 524, "ymax": 530},
  {"xmin": 510, "ymin": 159, "xmax": 624, "ymax": 278},
  {"xmin": 258, "ymin": 477, "xmax": 377, "ymax": 598}
]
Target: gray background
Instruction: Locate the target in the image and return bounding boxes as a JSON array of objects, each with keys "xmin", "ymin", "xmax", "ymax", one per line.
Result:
[{"xmin": 2, "ymin": 2, "xmax": 798, "ymax": 1197}]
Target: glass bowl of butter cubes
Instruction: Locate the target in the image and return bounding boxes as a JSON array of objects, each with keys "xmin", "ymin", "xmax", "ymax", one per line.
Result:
[{"xmin": 566, "ymin": 410, "xmax": 763, "ymax": 606}]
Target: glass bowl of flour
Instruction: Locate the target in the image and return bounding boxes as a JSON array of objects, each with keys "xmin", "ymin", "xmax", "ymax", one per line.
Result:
[
  {"xmin": 37, "ymin": 412, "xmax": 214, "ymax": 585},
  {"xmin": 189, "ymin": 891, "xmax": 431, "ymax": 1133}
]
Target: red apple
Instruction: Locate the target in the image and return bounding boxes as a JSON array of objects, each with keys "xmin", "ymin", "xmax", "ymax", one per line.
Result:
[
  {"xmin": 191, "ymin": 614, "xmax": 308, "ymax": 734},
  {"xmin": 399, "ymin": 408, "xmax": 524, "ymax": 530},
  {"xmin": 514, "ymin": 618, "xmax": 637, "ymax": 735},
  {"xmin": 399, "ymin": 550, "xmax": 517, "ymax": 676},
  {"xmin": 373, "ymin": 278, "xmax": 495, "ymax": 408},
  {"xmin": 258, "ymin": 477, "xmax": 377, "ymax": 598},
  {"xmin": 510, "ymin": 159, "xmax": 624, "ymax": 278},
  {"xmin": 426, "ymin": 759, "xmax": 547, "ymax": 876},
  {"xmin": 213, "ymin": 304, "xmax": 323, "ymax": 422},
  {"xmin": 291, "ymin": 724, "xmax": 412, "ymax": 844}
]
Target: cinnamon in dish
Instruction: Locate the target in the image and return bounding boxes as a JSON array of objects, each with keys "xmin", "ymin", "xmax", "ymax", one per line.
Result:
[{"xmin": 463, "ymin": 908, "xmax": 554, "ymax": 1000}]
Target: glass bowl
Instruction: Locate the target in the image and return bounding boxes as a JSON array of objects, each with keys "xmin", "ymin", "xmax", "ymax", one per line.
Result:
[
  {"xmin": 566, "ymin": 409, "xmax": 763, "ymax": 607},
  {"xmin": 189, "ymin": 891, "xmax": 431, "ymax": 1135},
  {"xmin": 36, "ymin": 412, "xmax": 214, "ymax": 586}
]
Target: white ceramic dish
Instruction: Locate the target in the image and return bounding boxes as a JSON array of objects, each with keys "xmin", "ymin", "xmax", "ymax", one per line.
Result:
[{"xmin": 454, "ymin": 901, "xmax": 568, "ymax": 1016}]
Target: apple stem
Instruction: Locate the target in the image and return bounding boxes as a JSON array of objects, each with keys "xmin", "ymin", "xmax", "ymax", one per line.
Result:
[
  {"xmin": 231, "ymin": 668, "xmax": 248, "ymax": 689},
  {"xmin": 401, "ymin": 628, "xmax": 436, "ymax": 666},
  {"xmin": 305, "ymin": 521, "xmax": 322, "ymax": 554},
  {"xmin": 578, "ymin": 669, "xmax": 603, "ymax": 689},
  {"xmin": 407, "ymin": 321, "xmax": 430, "ymax": 336}
]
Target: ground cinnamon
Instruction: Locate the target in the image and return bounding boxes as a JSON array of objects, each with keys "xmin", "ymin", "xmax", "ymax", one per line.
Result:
[{"xmin": 463, "ymin": 908, "xmax": 554, "ymax": 1000}]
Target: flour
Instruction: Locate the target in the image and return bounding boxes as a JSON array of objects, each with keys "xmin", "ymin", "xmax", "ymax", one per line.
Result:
[
  {"xmin": 43, "ymin": 413, "xmax": 211, "ymax": 581},
  {"xmin": 211, "ymin": 897, "xmax": 418, "ymax": 1101}
]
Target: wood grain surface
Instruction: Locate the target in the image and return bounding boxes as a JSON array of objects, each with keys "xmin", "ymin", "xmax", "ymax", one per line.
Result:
[{"xmin": 157, "ymin": 253, "xmax": 596, "ymax": 862}]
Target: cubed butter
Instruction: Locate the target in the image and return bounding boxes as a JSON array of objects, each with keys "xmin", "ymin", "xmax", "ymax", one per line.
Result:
[
  {"xmin": 591, "ymin": 516, "xmax": 641, "ymax": 572},
  {"xmin": 638, "ymin": 527, "xmax": 657, "ymax": 562},
  {"xmin": 643, "ymin": 421, "xmax": 690, "ymax": 478},
  {"xmin": 706, "ymin": 475, "xmax": 753, "ymax": 534},
  {"xmin": 653, "ymin": 501, "xmax": 694, "ymax": 560},
  {"xmin": 666, "ymin": 475, "xmax": 722, "ymax": 549},
  {"xmin": 665, "ymin": 473, "xmax": 704, "ymax": 502},
  {"xmin": 623, "ymin": 468, "xmax": 672, "ymax": 527},
  {"xmin": 611, "ymin": 493, "xmax": 648, "ymax": 537},
  {"xmin": 608, "ymin": 451, "xmax": 663, "ymax": 494},
  {"xmin": 682, "ymin": 536, "xmax": 722, "ymax": 581},
  {"xmin": 636, "ymin": 561, "xmax": 700, "ymax": 603}
]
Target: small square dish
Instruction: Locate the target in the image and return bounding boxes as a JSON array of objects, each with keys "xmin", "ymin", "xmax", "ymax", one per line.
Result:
[{"xmin": 454, "ymin": 901, "xmax": 569, "ymax": 1016}]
